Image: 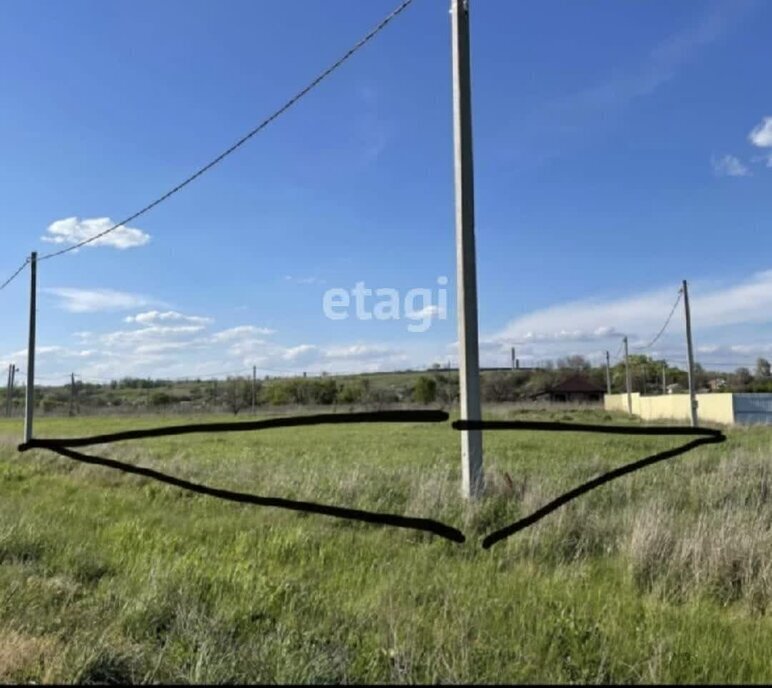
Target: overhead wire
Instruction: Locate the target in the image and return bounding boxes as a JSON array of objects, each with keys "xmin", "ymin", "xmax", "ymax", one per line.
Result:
[
  {"xmin": 0, "ymin": 0, "xmax": 415, "ymax": 295},
  {"xmin": 0, "ymin": 257, "xmax": 30, "ymax": 292},
  {"xmin": 611, "ymin": 338, "xmax": 626, "ymax": 364},
  {"xmin": 635, "ymin": 288, "xmax": 683, "ymax": 351}
]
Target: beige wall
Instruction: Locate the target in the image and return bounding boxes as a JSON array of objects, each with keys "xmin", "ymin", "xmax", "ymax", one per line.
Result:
[
  {"xmin": 604, "ymin": 393, "xmax": 734, "ymax": 425},
  {"xmin": 604, "ymin": 392, "xmax": 640, "ymax": 415}
]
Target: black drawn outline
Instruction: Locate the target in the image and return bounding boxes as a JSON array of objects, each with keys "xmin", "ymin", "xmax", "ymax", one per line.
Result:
[
  {"xmin": 16, "ymin": 412, "xmax": 727, "ymax": 548},
  {"xmin": 18, "ymin": 411, "xmax": 465, "ymax": 544}
]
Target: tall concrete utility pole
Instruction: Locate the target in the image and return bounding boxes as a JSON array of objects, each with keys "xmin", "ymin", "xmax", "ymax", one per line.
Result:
[
  {"xmin": 24, "ymin": 252, "xmax": 37, "ymax": 443},
  {"xmin": 682, "ymin": 279, "xmax": 698, "ymax": 427},
  {"xmin": 623, "ymin": 336, "xmax": 632, "ymax": 415},
  {"xmin": 605, "ymin": 351, "xmax": 612, "ymax": 394},
  {"xmin": 511, "ymin": 347, "xmax": 515, "ymax": 371},
  {"xmin": 451, "ymin": 0, "xmax": 483, "ymax": 498}
]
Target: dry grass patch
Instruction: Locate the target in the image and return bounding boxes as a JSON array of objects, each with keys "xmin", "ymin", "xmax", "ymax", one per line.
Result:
[{"xmin": 0, "ymin": 630, "xmax": 60, "ymax": 682}]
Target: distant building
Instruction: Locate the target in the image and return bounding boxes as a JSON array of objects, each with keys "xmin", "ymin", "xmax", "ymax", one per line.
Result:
[
  {"xmin": 531, "ymin": 373, "xmax": 605, "ymax": 403},
  {"xmin": 708, "ymin": 378, "xmax": 727, "ymax": 392}
]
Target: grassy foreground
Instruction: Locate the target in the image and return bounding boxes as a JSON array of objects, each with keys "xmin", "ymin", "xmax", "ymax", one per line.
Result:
[{"xmin": 1, "ymin": 408, "xmax": 771, "ymax": 683}]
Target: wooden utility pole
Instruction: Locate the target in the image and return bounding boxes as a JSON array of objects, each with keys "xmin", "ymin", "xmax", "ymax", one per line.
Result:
[
  {"xmin": 451, "ymin": 0, "xmax": 483, "ymax": 498},
  {"xmin": 605, "ymin": 351, "xmax": 612, "ymax": 394},
  {"xmin": 623, "ymin": 336, "xmax": 632, "ymax": 415},
  {"xmin": 252, "ymin": 365, "xmax": 257, "ymax": 414},
  {"xmin": 682, "ymin": 279, "xmax": 698, "ymax": 427},
  {"xmin": 24, "ymin": 252, "xmax": 37, "ymax": 443}
]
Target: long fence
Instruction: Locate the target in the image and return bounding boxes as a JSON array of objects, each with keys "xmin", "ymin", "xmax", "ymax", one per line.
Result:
[{"xmin": 604, "ymin": 392, "xmax": 772, "ymax": 425}]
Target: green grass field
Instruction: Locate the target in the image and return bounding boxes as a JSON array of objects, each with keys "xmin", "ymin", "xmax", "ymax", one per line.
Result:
[{"xmin": 1, "ymin": 408, "xmax": 771, "ymax": 683}]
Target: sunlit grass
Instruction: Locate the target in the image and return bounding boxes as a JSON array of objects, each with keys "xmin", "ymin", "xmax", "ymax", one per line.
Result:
[{"xmin": 1, "ymin": 407, "xmax": 770, "ymax": 683}]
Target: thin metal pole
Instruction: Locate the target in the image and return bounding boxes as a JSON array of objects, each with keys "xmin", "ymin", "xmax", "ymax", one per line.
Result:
[
  {"xmin": 5, "ymin": 364, "xmax": 12, "ymax": 417},
  {"xmin": 662, "ymin": 363, "xmax": 667, "ymax": 395},
  {"xmin": 24, "ymin": 252, "xmax": 37, "ymax": 442},
  {"xmin": 451, "ymin": 0, "xmax": 483, "ymax": 498},
  {"xmin": 9, "ymin": 365, "xmax": 15, "ymax": 417},
  {"xmin": 69, "ymin": 373, "xmax": 76, "ymax": 417},
  {"xmin": 605, "ymin": 350, "xmax": 611, "ymax": 394},
  {"xmin": 252, "ymin": 365, "xmax": 257, "ymax": 414},
  {"xmin": 624, "ymin": 336, "xmax": 632, "ymax": 415},
  {"xmin": 682, "ymin": 280, "xmax": 698, "ymax": 427}
]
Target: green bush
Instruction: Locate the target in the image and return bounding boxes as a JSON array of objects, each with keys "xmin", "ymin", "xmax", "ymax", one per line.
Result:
[
  {"xmin": 149, "ymin": 391, "xmax": 174, "ymax": 407},
  {"xmin": 412, "ymin": 376, "xmax": 437, "ymax": 404}
]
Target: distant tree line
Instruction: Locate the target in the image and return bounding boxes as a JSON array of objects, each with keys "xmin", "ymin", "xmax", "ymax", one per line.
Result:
[{"xmin": 12, "ymin": 355, "xmax": 772, "ymax": 416}]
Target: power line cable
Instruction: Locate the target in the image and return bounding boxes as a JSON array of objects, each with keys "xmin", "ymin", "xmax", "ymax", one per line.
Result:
[
  {"xmin": 0, "ymin": 257, "xmax": 30, "ymax": 292},
  {"xmin": 611, "ymin": 338, "xmax": 625, "ymax": 363},
  {"xmin": 0, "ymin": 0, "xmax": 414, "ymax": 292},
  {"xmin": 41, "ymin": 0, "xmax": 414, "ymax": 264},
  {"xmin": 635, "ymin": 289, "xmax": 682, "ymax": 351}
]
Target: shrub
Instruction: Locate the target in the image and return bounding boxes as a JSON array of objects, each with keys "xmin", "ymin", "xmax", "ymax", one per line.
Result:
[
  {"xmin": 149, "ymin": 391, "xmax": 174, "ymax": 407},
  {"xmin": 412, "ymin": 376, "xmax": 437, "ymax": 404}
]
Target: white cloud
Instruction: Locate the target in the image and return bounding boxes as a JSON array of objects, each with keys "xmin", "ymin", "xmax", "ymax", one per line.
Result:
[
  {"xmin": 226, "ymin": 339, "xmax": 268, "ymax": 357},
  {"xmin": 42, "ymin": 217, "xmax": 150, "ymax": 250},
  {"xmin": 405, "ymin": 304, "xmax": 446, "ymax": 320},
  {"xmin": 281, "ymin": 344, "xmax": 319, "ymax": 364},
  {"xmin": 688, "ymin": 271, "xmax": 772, "ymax": 328},
  {"xmin": 711, "ymin": 154, "xmax": 750, "ymax": 177},
  {"xmin": 241, "ymin": 342, "xmax": 410, "ymax": 375},
  {"xmin": 19, "ymin": 265, "xmax": 772, "ymax": 381},
  {"xmin": 100, "ymin": 325, "xmax": 206, "ymax": 348},
  {"xmin": 211, "ymin": 325, "xmax": 276, "ymax": 341},
  {"xmin": 482, "ymin": 270, "xmax": 772, "ymax": 369},
  {"xmin": 134, "ymin": 341, "xmax": 193, "ymax": 355},
  {"xmin": 494, "ymin": 271, "xmax": 772, "ymax": 347},
  {"xmin": 749, "ymin": 117, "xmax": 772, "ymax": 148},
  {"xmin": 124, "ymin": 310, "xmax": 212, "ymax": 326},
  {"xmin": 45, "ymin": 287, "xmax": 158, "ymax": 313}
]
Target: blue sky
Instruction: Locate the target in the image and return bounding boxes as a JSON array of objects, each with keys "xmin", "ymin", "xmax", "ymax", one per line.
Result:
[{"xmin": 1, "ymin": 0, "xmax": 771, "ymax": 383}]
